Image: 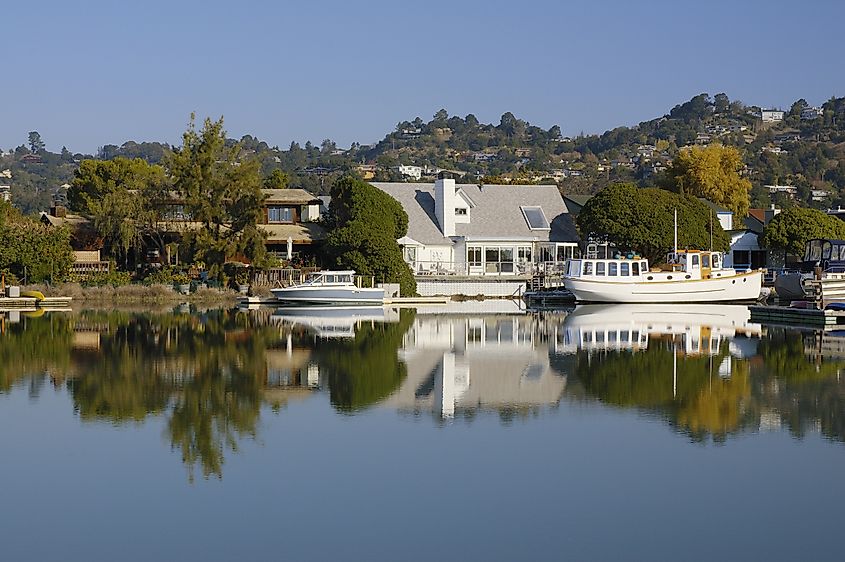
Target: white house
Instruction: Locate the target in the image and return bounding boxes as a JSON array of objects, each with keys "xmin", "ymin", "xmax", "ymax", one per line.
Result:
[
  {"xmin": 395, "ymin": 165, "xmax": 422, "ymax": 180},
  {"xmin": 760, "ymin": 109, "xmax": 785, "ymax": 122},
  {"xmin": 373, "ymin": 178, "xmax": 579, "ymax": 295},
  {"xmin": 0, "ymin": 185, "xmax": 10, "ymax": 202}
]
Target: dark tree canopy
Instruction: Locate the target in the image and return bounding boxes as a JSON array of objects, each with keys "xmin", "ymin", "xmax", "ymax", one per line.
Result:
[
  {"xmin": 576, "ymin": 183, "xmax": 730, "ymax": 263},
  {"xmin": 760, "ymin": 207, "xmax": 845, "ymax": 257},
  {"xmin": 324, "ymin": 176, "xmax": 415, "ymax": 296}
]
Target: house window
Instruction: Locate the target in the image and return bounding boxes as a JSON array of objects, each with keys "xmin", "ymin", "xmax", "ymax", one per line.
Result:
[
  {"xmin": 518, "ymin": 246, "xmax": 532, "ymax": 263},
  {"xmin": 520, "ymin": 206, "xmax": 551, "ymax": 230},
  {"xmin": 733, "ymin": 250, "xmax": 751, "ymax": 267},
  {"xmin": 455, "ymin": 208, "xmax": 467, "ymax": 216},
  {"xmin": 468, "ymin": 246, "xmax": 482, "ymax": 267},
  {"xmin": 268, "ymin": 206, "xmax": 294, "ymax": 223},
  {"xmin": 483, "ymin": 246, "xmax": 515, "ymax": 274},
  {"xmin": 402, "ymin": 246, "xmax": 417, "ymax": 264}
]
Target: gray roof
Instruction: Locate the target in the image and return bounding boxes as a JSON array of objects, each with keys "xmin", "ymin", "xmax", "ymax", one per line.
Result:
[{"xmin": 372, "ymin": 182, "xmax": 579, "ymax": 245}]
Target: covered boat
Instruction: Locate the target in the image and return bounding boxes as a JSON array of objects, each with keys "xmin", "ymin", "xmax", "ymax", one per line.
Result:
[
  {"xmin": 773, "ymin": 238, "xmax": 845, "ymax": 301},
  {"xmin": 271, "ymin": 270, "xmax": 385, "ymax": 304},
  {"xmin": 562, "ymin": 250, "xmax": 763, "ymax": 303}
]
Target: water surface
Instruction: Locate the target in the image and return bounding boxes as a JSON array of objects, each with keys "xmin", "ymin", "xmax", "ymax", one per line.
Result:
[{"xmin": 0, "ymin": 303, "xmax": 843, "ymax": 561}]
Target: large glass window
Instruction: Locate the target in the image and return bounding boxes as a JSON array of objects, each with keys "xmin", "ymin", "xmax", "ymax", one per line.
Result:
[
  {"xmin": 468, "ymin": 246, "xmax": 482, "ymax": 267},
  {"xmin": 500, "ymin": 248, "xmax": 514, "ymax": 273},
  {"xmin": 268, "ymin": 206, "xmax": 294, "ymax": 223}
]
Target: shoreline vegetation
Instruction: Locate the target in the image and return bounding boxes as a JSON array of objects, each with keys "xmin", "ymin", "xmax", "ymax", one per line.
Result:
[{"xmin": 19, "ymin": 282, "xmax": 247, "ymax": 304}]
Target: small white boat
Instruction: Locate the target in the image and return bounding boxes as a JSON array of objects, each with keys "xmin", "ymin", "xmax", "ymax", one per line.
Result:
[
  {"xmin": 563, "ymin": 250, "xmax": 763, "ymax": 303},
  {"xmin": 271, "ymin": 270, "xmax": 385, "ymax": 304}
]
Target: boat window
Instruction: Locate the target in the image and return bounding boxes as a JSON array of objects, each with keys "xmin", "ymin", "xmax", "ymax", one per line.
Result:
[
  {"xmin": 823, "ymin": 242, "xmax": 832, "ymax": 260},
  {"xmin": 713, "ymin": 254, "xmax": 721, "ymax": 269},
  {"xmin": 632, "ymin": 262, "xmax": 640, "ymax": 276},
  {"xmin": 596, "ymin": 262, "xmax": 606, "ymax": 276},
  {"xmin": 608, "ymin": 262, "xmax": 618, "ymax": 276},
  {"xmin": 620, "ymin": 263, "xmax": 630, "ymax": 276},
  {"xmin": 641, "ymin": 261, "xmax": 648, "ymax": 272},
  {"xmin": 691, "ymin": 254, "xmax": 699, "ymax": 268},
  {"xmin": 808, "ymin": 240, "xmax": 823, "ymax": 261},
  {"xmin": 584, "ymin": 261, "xmax": 593, "ymax": 275},
  {"xmin": 702, "ymin": 254, "xmax": 710, "ymax": 268}
]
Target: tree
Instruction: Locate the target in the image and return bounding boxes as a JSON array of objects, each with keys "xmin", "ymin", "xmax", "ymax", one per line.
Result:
[
  {"xmin": 0, "ymin": 201, "xmax": 73, "ymax": 282},
  {"xmin": 660, "ymin": 144, "xmax": 751, "ymax": 218},
  {"xmin": 714, "ymin": 93, "xmax": 730, "ymax": 113},
  {"xmin": 760, "ymin": 207, "xmax": 845, "ymax": 257},
  {"xmin": 167, "ymin": 115, "xmax": 267, "ymax": 280},
  {"xmin": 28, "ymin": 131, "xmax": 45, "ymax": 153},
  {"xmin": 576, "ymin": 183, "xmax": 729, "ymax": 263},
  {"xmin": 68, "ymin": 157, "xmax": 167, "ymax": 214},
  {"xmin": 263, "ymin": 169, "xmax": 289, "ymax": 189},
  {"xmin": 323, "ymin": 176, "xmax": 415, "ymax": 296}
]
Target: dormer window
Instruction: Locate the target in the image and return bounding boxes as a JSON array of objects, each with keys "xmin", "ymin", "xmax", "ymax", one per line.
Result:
[
  {"xmin": 520, "ymin": 206, "xmax": 550, "ymax": 230},
  {"xmin": 455, "ymin": 207, "xmax": 467, "ymax": 216}
]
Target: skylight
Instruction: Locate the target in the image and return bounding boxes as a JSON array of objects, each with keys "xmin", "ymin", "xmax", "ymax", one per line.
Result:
[{"xmin": 521, "ymin": 206, "xmax": 550, "ymax": 230}]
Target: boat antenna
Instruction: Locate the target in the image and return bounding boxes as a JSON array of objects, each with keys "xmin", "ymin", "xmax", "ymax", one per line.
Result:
[
  {"xmin": 673, "ymin": 208, "xmax": 678, "ymax": 256},
  {"xmin": 709, "ymin": 210, "xmax": 713, "ymax": 251}
]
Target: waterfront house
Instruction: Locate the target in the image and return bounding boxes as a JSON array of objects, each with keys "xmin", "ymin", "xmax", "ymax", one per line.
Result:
[
  {"xmin": 760, "ymin": 109, "xmax": 785, "ymax": 122},
  {"xmin": 373, "ymin": 177, "xmax": 579, "ymax": 296}
]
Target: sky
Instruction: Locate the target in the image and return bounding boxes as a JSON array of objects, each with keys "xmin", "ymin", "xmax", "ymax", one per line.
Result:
[{"xmin": 3, "ymin": 0, "xmax": 844, "ymax": 154}]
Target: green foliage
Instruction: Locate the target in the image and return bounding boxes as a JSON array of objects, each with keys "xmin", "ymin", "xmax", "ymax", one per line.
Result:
[
  {"xmin": 69, "ymin": 157, "xmax": 167, "ymax": 214},
  {"xmin": 0, "ymin": 202, "xmax": 73, "ymax": 282},
  {"xmin": 263, "ymin": 169, "xmax": 289, "ymax": 189},
  {"xmin": 79, "ymin": 269, "xmax": 133, "ymax": 287},
  {"xmin": 166, "ymin": 115, "xmax": 267, "ymax": 280},
  {"xmin": 323, "ymin": 176, "xmax": 415, "ymax": 296},
  {"xmin": 576, "ymin": 183, "xmax": 730, "ymax": 262},
  {"xmin": 760, "ymin": 207, "xmax": 845, "ymax": 256},
  {"xmin": 660, "ymin": 144, "xmax": 751, "ymax": 218},
  {"xmin": 316, "ymin": 309, "xmax": 415, "ymax": 411}
]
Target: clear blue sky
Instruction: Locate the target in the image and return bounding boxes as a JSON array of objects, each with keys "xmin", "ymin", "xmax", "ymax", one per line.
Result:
[{"xmin": 4, "ymin": 0, "xmax": 844, "ymax": 154}]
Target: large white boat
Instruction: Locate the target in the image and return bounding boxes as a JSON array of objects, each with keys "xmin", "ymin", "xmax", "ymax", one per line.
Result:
[
  {"xmin": 562, "ymin": 250, "xmax": 763, "ymax": 303},
  {"xmin": 271, "ymin": 270, "xmax": 385, "ymax": 304}
]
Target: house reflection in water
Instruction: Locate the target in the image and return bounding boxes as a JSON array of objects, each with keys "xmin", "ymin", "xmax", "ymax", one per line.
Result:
[{"xmin": 382, "ymin": 311, "xmax": 567, "ymax": 419}]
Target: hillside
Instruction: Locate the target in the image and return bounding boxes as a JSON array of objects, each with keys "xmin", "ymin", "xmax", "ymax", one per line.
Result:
[{"xmin": 3, "ymin": 93, "xmax": 845, "ymax": 214}]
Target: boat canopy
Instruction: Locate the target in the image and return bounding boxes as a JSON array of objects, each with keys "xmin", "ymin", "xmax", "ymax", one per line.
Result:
[{"xmin": 804, "ymin": 239, "xmax": 845, "ymax": 263}]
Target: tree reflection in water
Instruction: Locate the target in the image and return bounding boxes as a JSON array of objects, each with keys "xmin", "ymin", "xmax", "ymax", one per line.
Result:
[{"xmin": 4, "ymin": 308, "xmax": 845, "ymax": 477}]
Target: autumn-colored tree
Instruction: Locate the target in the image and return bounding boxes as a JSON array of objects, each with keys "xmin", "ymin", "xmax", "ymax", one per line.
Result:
[{"xmin": 660, "ymin": 144, "xmax": 751, "ymax": 218}]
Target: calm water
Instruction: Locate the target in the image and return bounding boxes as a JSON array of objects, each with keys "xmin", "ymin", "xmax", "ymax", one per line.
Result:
[{"xmin": 1, "ymin": 302, "xmax": 843, "ymax": 561}]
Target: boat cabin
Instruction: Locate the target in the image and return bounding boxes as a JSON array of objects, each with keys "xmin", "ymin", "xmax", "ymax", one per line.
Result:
[
  {"xmin": 801, "ymin": 239, "xmax": 845, "ymax": 273},
  {"xmin": 304, "ymin": 271, "xmax": 356, "ymax": 285},
  {"xmin": 565, "ymin": 250, "xmax": 730, "ymax": 282}
]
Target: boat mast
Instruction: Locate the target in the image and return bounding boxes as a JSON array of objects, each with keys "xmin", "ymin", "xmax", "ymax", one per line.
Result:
[{"xmin": 673, "ymin": 208, "xmax": 678, "ymax": 255}]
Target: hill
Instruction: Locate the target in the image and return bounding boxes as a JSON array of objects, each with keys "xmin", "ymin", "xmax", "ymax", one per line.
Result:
[{"xmin": 3, "ymin": 93, "xmax": 845, "ymax": 214}]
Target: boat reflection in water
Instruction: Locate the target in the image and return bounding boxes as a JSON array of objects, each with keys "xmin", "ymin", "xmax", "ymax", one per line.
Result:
[
  {"xmin": 556, "ymin": 304, "xmax": 762, "ymax": 359},
  {"xmin": 270, "ymin": 305, "xmax": 397, "ymax": 339}
]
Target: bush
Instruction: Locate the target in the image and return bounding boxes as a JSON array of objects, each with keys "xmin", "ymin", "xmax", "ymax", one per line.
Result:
[{"xmin": 80, "ymin": 270, "xmax": 133, "ymax": 287}]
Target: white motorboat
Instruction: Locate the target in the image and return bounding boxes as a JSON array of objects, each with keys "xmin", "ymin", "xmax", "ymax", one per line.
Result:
[
  {"xmin": 562, "ymin": 250, "xmax": 763, "ymax": 303},
  {"xmin": 270, "ymin": 270, "xmax": 385, "ymax": 304}
]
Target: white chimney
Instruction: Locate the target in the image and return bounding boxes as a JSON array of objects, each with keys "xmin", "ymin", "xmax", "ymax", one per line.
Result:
[{"xmin": 434, "ymin": 177, "xmax": 457, "ymax": 237}]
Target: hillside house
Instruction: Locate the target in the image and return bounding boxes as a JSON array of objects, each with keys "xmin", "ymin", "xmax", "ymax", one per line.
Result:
[
  {"xmin": 0, "ymin": 185, "xmax": 10, "ymax": 202},
  {"xmin": 801, "ymin": 106, "xmax": 823, "ymax": 120},
  {"xmin": 760, "ymin": 109, "xmax": 785, "ymax": 122}
]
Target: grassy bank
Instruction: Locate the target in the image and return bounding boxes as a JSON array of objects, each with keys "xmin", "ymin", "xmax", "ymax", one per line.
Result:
[{"xmin": 22, "ymin": 282, "xmax": 240, "ymax": 305}]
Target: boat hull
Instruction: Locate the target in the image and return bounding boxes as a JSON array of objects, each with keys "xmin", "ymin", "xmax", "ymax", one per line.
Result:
[
  {"xmin": 563, "ymin": 270, "xmax": 763, "ymax": 303},
  {"xmin": 270, "ymin": 286, "xmax": 385, "ymax": 304},
  {"xmin": 773, "ymin": 272, "xmax": 809, "ymax": 300}
]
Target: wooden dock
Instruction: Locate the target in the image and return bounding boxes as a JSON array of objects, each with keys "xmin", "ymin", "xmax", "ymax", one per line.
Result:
[
  {"xmin": 749, "ymin": 305, "xmax": 845, "ymax": 328},
  {"xmin": 0, "ymin": 296, "xmax": 73, "ymax": 311}
]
